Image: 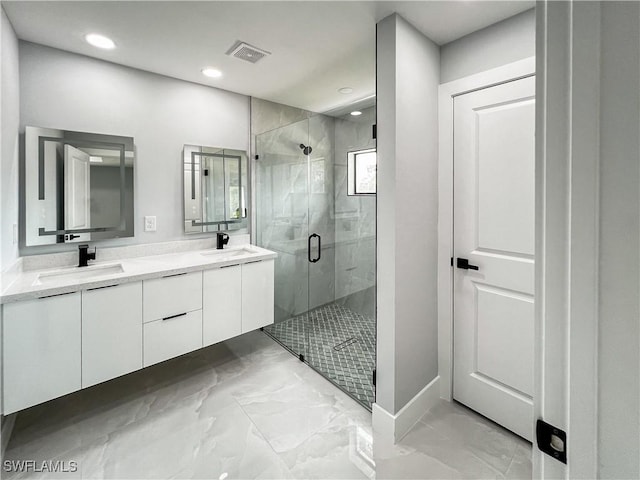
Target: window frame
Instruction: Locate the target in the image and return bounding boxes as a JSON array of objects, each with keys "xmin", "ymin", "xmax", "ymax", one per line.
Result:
[{"xmin": 347, "ymin": 147, "xmax": 377, "ymax": 196}]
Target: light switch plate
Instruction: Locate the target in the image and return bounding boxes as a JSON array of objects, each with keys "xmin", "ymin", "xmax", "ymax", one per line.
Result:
[{"xmin": 144, "ymin": 216, "xmax": 157, "ymax": 232}]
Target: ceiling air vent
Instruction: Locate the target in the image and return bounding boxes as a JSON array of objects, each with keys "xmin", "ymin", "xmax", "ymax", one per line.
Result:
[{"xmin": 226, "ymin": 41, "xmax": 271, "ymax": 64}]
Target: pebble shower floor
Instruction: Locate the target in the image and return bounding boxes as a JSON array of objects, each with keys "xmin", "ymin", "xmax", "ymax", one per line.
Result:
[{"xmin": 264, "ymin": 303, "xmax": 376, "ymax": 408}]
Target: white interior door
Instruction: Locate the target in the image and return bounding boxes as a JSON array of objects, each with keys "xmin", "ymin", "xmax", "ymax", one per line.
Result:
[
  {"xmin": 453, "ymin": 76, "xmax": 535, "ymax": 441},
  {"xmin": 64, "ymin": 144, "xmax": 91, "ymax": 242}
]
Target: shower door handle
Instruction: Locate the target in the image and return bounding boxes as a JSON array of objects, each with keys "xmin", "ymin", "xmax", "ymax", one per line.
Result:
[
  {"xmin": 308, "ymin": 233, "xmax": 321, "ymax": 263},
  {"xmin": 315, "ymin": 234, "xmax": 321, "ymax": 262}
]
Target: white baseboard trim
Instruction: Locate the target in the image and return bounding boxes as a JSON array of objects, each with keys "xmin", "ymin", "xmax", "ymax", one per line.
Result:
[
  {"xmin": 372, "ymin": 375, "xmax": 441, "ymax": 442},
  {"xmin": 1, "ymin": 414, "xmax": 17, "ymax": 460}
]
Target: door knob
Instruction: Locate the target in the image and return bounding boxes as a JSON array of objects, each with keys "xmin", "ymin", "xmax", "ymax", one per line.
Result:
[{"xmin": 457, "ymin": 258, "xmax": 479, "ymax": 270}]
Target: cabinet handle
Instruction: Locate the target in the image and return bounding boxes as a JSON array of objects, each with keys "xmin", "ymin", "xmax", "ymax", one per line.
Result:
[
  {"xmin": 162, "ymin": 272, "xmax": 187, "ymax": 278},
  {"xmin": 86, "ymin": 284, "xmax": 119, "ymax": 291},
  {"xmin": 38, "ymin": 291, "xmax": 78, "ymax": 299},
  {"xmin": 244, "ymin": 260, "xmax": 263, "ymax": 265},
  {"xmin": 162, "ymin": 312, "xmax": 187, "ymax": 321}
]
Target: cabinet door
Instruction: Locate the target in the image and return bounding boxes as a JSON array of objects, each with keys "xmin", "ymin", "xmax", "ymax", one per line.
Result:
[
  {"xmin": 203, "ymin": 265, "xmax": 241, "ymax": 346},
  {"xmin": 241, "ymin": 260, "xmax": 275, "ymax": 332},
  {"xmin": 143, "ymin": 272, "xmax": 202, "ymax": 322},
  {"xmin": 3, "ymin": 292, "xmax": 81, "ymax": 414},
  {"xmin": 82, "ymin": 282, "xmax": 143, "ymax": 388}
]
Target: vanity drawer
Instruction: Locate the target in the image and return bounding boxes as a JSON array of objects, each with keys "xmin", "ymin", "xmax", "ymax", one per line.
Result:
[
  {"xmin": 143, "ymin": 271, "xmax": 202, "ymax": 322},
  {"xmin": 143, "ymin": 309, "xmax": 202, "ymax": 367}
]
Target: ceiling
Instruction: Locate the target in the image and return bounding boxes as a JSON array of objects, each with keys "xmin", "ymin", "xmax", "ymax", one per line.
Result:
[{"xmin": 2, "ymin": 1, "xmax": 534, "ymax": 114}]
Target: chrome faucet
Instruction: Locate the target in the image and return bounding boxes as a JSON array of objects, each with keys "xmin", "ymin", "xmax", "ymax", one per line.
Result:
[{"xmin": 78, "ymin": 244, "xmax": 96, "ymax": 267}]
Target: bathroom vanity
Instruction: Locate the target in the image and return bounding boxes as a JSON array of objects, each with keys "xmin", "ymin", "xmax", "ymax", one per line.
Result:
[
  {"xmin": 1, "ymin": 244, "xmax": 276, "ymax": 414},
  {"xmin": 6, "ymin": 127, "xmax": 270, "ymax": 415}
]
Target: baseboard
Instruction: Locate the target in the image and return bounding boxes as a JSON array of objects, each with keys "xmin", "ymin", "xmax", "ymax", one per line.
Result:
[
  {"xmin": 372, "ymin": 375, "xmax": 441, "ymax": 442},
  {"xmin": 372, "ymin": 403, "xmax": 395, "ymax": 440},
  {"xmin": 1, "ymin": 414, "xmax": 17, "ymax": 460}
]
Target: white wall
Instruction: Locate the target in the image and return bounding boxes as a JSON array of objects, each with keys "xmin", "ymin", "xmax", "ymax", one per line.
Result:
[
  {"xmin": 536, "ymin": 1, "xmax": 640, "ymax": 478},
  {"xmin": 597, "ymin": 3, "xmax": 639, "ymax": 477},
  {"xmin": 440, "ymin": 8, "xmax": 535, "ymax": 84},
  {"xmin": 0, "ymin": 5, "xmax": 21, "ymax": 456},
  {"xmin": 1, "ymin": 9, "xmax": 19, "ymax": 271},
  {"xmin": 376, "ymin": 13, "xmax": 439, "ymax": 414},
  {"xmin": 19, "ymin": 42, "xmax": 250, "ymax": 255}
]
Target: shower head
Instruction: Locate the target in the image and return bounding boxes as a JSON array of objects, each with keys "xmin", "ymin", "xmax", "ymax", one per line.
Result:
[{"xmin": 299, "ymin": 144, "xmax": 313, "ymax": 155}]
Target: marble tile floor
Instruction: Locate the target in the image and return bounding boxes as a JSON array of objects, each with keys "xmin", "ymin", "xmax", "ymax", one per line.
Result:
[{"xmin": 3, "ymin": 331, "xmax": 531, "ymax": 480}]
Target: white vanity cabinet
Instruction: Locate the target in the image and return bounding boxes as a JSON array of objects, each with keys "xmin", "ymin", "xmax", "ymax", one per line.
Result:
[
  {"xmin": 82, "ymin": 282, "xmax": 143, "ymax": 388},
  {"xmin": 1, "ymin": 248, "xmax": 275, "ymax": 414},
  {"xmin": 241, "ymin": 260, "xmax": 275, "ymax": 332},
  {"xmin": 142, "ymin": 272, "xmax": 202, "ymax": 322},
  {"xmin": 2, "ymin": 292, "xmax": 81, "ymax": 414},
  {"xmin": 203, "ymin": 265, "xmax": 242, "ymax": 346},
  {"xmin": 142, "ymin": 272, "xmax": 203, "ymax": 367},
  {"xmin": 202, "ymin": 260, "xmax": 275, "ymax": 342}
]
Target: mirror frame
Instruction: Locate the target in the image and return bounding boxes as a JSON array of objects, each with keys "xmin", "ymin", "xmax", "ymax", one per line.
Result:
[
  {"xmin": 25, "ymin": 126, "xmax": 135, "ymax": 246},
  {"xmin": 183, "ymin": 145, "xmax": 248, "ymax": 234}
]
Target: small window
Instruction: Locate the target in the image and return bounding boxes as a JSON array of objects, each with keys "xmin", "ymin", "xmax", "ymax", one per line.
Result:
[{"xmin": 347, "ymin": 148, "xmax": 376, "ymax": 195}]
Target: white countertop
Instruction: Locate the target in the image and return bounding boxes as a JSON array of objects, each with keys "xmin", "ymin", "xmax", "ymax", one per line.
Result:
[{"xmin": 1, "ymin": 245, "xmax": 277, "ymax": 304}]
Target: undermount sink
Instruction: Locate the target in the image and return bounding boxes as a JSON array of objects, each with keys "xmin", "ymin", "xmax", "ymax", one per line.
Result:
[
  {"xmin": 200, "ymin": 246, "xmax": 256, "ymax": 258},
  {"xmin": 33, "ymin": 263, "xmax": 125, "ymax": 286}
]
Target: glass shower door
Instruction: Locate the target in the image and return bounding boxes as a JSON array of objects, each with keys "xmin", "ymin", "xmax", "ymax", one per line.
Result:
[
  {"xmin": 304, "ymin": 114, "xmax": 377, "ymax": 408},
  {"xmin": 256, "ymin": 111, "xmax": 377, "ymax": 409},
  {"xmin": 256, "ymin": 119, "xmax": 311, "ymax": 358},
  {"xmin": 304, "ymin": 115, "xmax": 337, "ymax": 371}
]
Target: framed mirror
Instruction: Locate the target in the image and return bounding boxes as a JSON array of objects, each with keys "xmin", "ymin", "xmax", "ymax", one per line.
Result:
[
  {"xmin": 25, "ymin": 126, "xmax": 135, "ymax": 246},
  {"xmin": 183, "ymin": 145, "xmax": 248, "ymax": 233}
]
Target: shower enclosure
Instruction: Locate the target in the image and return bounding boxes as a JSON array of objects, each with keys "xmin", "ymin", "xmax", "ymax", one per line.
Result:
[{"xmin": 255, "ymin": 111, "xmax": 376, "ymax": 408}]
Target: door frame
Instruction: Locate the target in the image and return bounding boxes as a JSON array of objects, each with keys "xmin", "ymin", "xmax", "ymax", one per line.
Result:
[
  {"xmin": 437, "ymin": 56, "xmax": 536, "ymax": 405},
  {"xmin": 438, "ymin": 3, "xmax": 638, "ymax": 477}
]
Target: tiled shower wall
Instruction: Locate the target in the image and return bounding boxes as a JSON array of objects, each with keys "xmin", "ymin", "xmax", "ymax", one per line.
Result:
[
  {"xmin": 333, "ymin": 107, "xmax": 376, "ymax": 318},
  {"xmin": 250, "ymin": 96, "xmax": 313, "ymax": 242}
]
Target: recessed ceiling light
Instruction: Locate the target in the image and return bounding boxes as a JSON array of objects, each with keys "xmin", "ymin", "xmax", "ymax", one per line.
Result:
[
  {"xmin": 350, "ymin": 111, "xmax": 362, "ymax": 116},
  {"xmin": 85, "ymin": 33, "xmax": 116, "ymax": 50},
  {"xmin": 202, "ymin": 67, "xmax": 223, "ymax": 78},
  {"xmin": 339, "ymin": 87, "xmax": 354, "ymax": 94}
]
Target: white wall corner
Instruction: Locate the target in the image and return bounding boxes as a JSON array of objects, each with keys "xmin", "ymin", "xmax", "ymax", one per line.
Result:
[{"xmin": 372, "ymin": 375, "xmax": 441, "ymax": 443}]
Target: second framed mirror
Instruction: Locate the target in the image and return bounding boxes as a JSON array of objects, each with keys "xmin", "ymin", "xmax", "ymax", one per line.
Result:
[{"xmin": 183, "ymin": 145, "xmax": 248, "ymax": 233}]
